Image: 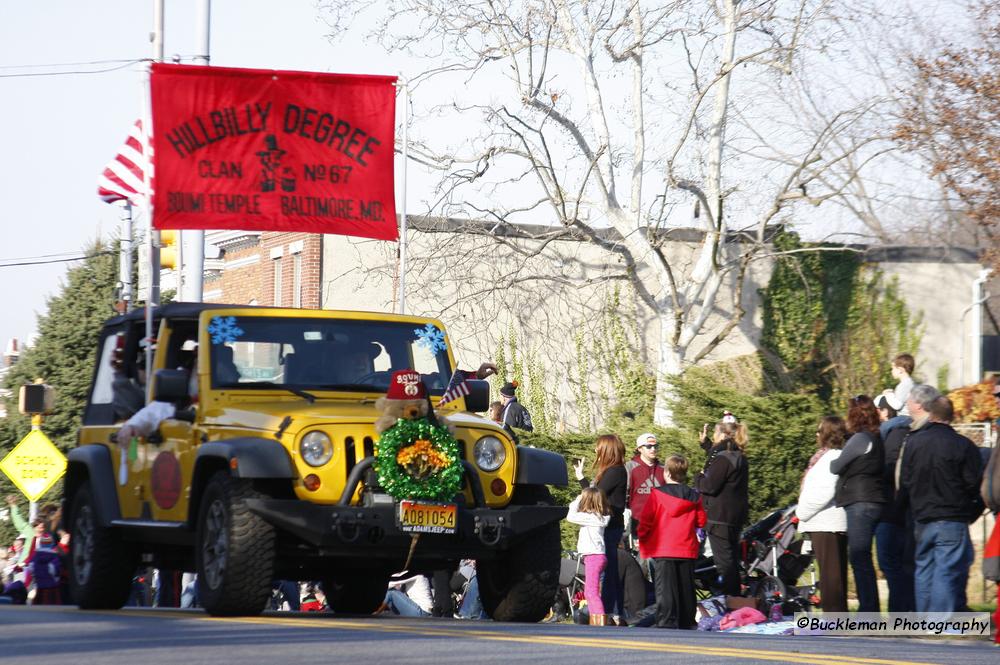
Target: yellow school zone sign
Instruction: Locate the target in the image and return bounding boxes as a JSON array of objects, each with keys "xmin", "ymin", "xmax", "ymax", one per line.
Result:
[{"xmin": 0, "ymin": 430, "xmax": 67, "ymax": 502}]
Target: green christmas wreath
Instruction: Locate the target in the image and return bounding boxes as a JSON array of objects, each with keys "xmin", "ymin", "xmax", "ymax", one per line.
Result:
[{"xmin": 375, "ymin": 417, "xmax": 464, "ymax": 502}]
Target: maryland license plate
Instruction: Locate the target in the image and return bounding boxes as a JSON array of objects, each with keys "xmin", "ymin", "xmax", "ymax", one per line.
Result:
[{"xmin": 398, "ymin": 500, "xmax": 457, "ymax": 534}]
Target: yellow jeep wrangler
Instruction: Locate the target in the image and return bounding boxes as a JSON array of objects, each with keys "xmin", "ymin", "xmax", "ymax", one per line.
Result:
[{"xmin": 63, "ymin": 304, "xmax": 567, "ymax": 620}]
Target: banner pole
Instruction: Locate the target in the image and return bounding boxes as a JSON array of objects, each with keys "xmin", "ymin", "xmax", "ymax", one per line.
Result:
[
  {"xmin": 144, "ymin": 0, "xmax": 164, "ymax": 397},
  {"xmin": 398, "ymin": 78, "xmax": 409, "ymax": 315}
]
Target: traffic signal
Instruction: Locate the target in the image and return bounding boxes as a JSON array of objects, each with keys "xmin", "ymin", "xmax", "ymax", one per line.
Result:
[{"xmin": 160, "ymin": 230, "xmax": 178, "ymax": 270}]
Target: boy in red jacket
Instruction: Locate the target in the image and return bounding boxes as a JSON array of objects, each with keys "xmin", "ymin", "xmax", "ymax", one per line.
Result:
[{"xmin": 637, "ymin": 455, "xmax": 706, "ymax": 629}]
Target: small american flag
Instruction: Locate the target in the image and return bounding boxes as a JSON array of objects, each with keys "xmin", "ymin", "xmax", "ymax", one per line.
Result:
[
  {"xmin": 437, "ymin": 369, "xmax": 472, "ymax": 407},
  {"xmin": 97, "ymin": 120, "xmax": 150, "ymax": 206}
]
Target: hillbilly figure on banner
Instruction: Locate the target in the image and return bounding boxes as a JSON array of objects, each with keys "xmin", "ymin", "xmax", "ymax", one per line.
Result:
[{"xmin": 150, "ymin": 63, "xmax": 398, "ymax": 241}]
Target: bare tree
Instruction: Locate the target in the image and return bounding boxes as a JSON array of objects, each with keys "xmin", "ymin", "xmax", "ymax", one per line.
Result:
[{"xmin": 321, "ymin": 0, "xmax": 906, "ymax": 425}]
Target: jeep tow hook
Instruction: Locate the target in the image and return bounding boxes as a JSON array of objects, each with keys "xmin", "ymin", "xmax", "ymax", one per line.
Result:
[{"xmin": 474, "ymin": 515, "xmax": 504, "ymax": 547}]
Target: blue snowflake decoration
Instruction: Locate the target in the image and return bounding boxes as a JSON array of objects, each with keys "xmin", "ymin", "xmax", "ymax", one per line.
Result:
[
  {"xmin": 207, "ymin": 316, "xmax": 245, "ymax": 345},
  {"xmin": 414, "ymin": 323, "xmax": 447, "ymax": 354}
]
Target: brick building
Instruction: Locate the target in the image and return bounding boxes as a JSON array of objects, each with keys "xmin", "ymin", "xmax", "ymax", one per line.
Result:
[{"xmin": 203, "ymin": 231, "xmax": 322, "ymax": 308}]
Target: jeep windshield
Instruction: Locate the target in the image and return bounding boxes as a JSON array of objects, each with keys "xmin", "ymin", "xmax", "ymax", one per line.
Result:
[{"xmin": 207, "ymin": 315, "xmax": 454, "ymax": 394}]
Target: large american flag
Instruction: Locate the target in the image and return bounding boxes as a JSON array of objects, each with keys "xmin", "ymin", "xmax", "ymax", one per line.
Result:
[
  {"xmin": 437, "ymin": 369, "xmax": 472, "ymax": 407},
  {"xmin": 97, "ymin": 120, "xmax": 150, "ymax": 206}
]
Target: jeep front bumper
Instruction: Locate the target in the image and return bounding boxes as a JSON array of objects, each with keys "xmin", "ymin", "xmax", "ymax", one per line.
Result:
[{"xmin": 243, "ymin": 497, "xmax": 566, "ymax": 562}]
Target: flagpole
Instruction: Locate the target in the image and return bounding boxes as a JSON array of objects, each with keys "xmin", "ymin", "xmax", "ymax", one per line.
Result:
[
  {"xmin": 144, "ymin": 0, "xmax": 165, "ymax": 396},
  {"xmin": 397, "ymin": 77, "xmax": 408, "ymax": 315}
]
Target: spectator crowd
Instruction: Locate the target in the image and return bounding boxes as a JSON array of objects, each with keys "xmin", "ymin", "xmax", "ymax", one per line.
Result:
[{"xmin": 2, "ymin": 351, "xmax": 998, "ymax": 648}]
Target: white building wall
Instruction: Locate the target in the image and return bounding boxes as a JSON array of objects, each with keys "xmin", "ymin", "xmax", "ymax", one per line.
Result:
[{"xmin": 321, "ymin": 222, "xmax": 981, "ymax": 429}]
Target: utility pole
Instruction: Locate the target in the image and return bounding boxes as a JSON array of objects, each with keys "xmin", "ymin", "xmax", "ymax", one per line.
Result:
[
  {"xmin": 181, "ymin": 0, "xmax": 210, "ymax": 303},
  {"xmin": 120, "ymin": 202, "xmax": 133, "ymax": 312}
]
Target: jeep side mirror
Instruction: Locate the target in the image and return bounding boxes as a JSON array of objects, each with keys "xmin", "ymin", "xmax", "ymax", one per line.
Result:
[
  {"xmin": 152, "ymin": 369, "xmax": 190, "ymax": 405},
  {"xmin": 464, "ymin": 379, "xmax": 490, "ymax": 413}
]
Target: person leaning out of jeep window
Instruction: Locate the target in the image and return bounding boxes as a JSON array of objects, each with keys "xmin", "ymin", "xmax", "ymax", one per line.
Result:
[{"xmin": 115, "ymin": 357, "xmax": 199, "ymax": 445}]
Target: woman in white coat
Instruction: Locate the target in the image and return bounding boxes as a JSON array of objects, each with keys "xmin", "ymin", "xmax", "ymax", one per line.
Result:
[{"xmin": 797, "ymin": 415, "xmax": 849, "ymax": 613}]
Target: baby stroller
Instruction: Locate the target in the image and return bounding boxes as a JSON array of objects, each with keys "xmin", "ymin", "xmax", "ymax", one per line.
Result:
[
  {"xmin": 550, "ymin": 551, "xmax": 586, "ymax": 622},
  {"xmin": 694, "ymin": 505, "xmax": 816, "ymax": 611}
]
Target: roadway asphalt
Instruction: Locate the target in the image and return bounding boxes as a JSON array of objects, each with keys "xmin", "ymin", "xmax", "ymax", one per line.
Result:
[{"xmin": 0, "ymin": 605, "xmax": 996, "ymax": 665}]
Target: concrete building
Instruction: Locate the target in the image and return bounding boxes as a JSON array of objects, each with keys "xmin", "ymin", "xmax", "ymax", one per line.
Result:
[
  {"xmin": 199, "ymin": 220, "xmax": 983, "ymax": 430},
  {"xmin": 320, "ymin": 218, "xmax": 982, "ymax": 429}
]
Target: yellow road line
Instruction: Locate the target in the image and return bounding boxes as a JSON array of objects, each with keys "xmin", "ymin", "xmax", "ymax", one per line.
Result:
[{"xmin": 171, "ymin": 613, "xmax": 943, "ymax": 665}]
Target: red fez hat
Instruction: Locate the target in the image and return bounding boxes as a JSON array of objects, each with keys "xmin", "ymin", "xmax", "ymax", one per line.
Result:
[{"xmin": 386, "ymin": 369, "xmax": 427, "ymax": 400}]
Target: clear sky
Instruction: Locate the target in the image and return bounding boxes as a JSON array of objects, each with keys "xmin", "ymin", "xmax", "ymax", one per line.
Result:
[{"xmin": 0, "ymin": 0, "xmax": 401, "ymax": 349}]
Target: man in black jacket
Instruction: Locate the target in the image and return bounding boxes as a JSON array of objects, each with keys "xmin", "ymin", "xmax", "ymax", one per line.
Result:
[
  {"xmin": 899, "ymin": 384, "xmax": 984, "ymax": 614},
  {"xmin": 499, "ymin": 381, "xmax": 533, "ymax": 435}
]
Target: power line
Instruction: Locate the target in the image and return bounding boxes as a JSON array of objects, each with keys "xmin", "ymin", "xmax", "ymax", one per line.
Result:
[
  {"xmin": 0, "ymin": 252, "xmax": 116, "ymax": 268},
  {"xmin": 0, "ymin": 60, "xmax": 146, "ymax": 79},
  {"xmin": 0, "ymin": 58, "xmax": 145, "ymax": 70},
  {"xmin": 0, "ymin": 54, "xmax": 205, "ymax": 79},
  {"xmin": 0, "ymin": 250, "xmax": 98, "ymax": 262}
]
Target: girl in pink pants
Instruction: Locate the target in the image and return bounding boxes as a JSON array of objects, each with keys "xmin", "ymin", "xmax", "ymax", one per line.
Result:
[{"xmin": 567, "ymin": 487, "xmax": 612, "ymax": 626}]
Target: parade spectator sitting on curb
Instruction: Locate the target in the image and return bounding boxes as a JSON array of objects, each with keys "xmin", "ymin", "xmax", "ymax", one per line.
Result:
[{"xmin": 380, "ymin": 572, "xmax": 434, "ymax": 617}]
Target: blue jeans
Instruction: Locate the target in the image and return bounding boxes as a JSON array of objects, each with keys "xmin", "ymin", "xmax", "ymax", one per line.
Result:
[
  {"xmin": 879, "ymin": 415, "xmax": 911, "ymax": 441},
  {"xmin": 600, "ymin": 527, "xmax": 625, "ymax": 618},
  {"xmin": 875, "ymin": 520, "xmax": 915, "ymax": 612},
  {"xmin": 914, "ymin": 520, "xmax": 974, "ymax": 614},
  {"xmin": 457, "ymin": 576, "xmax": 487, "ymax": 619},
  {"xmin": 845, "ymin": 502, "xmax": 881, "ymax": 613},
  {"xmin": 384, "ymin": 588, "xmax": 430, "ymax": 617},
  {"xmin": 274, "ymin": 580, "xmax": 300, "ymax": 611}
]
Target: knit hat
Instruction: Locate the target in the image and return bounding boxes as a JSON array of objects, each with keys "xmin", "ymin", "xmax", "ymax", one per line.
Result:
[
  {"xmin": 499, "ymin": 380, "xmax": 519, "ymax": 398},
  {"xmin": 875, "ymin": 392, "xmax": 903, "ymax": 412},
  {"xmin": 385, "ymin": 369, "xmax": 426, "ymax": 400},
  {"xmin": 635, "ymin": 432, "xmax": 657, "ymax": 448},
  {"xmin": 721, "ymin": 410, "xmax": 737, "ymax": 424}
]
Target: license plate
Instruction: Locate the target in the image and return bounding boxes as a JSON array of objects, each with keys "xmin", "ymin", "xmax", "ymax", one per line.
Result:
[{"xmin": 398, "ymin": 500, "xmax": 457, "ymax": 534}]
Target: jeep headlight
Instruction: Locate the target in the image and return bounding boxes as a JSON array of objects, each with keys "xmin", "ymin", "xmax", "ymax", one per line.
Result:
[
  {"xmin": 473, "ymin": 436, "xmax": 506, "ymax": 472},
  {"xmin": 300, "ymin": 431, "xmax": 333, "ymax": 467}
]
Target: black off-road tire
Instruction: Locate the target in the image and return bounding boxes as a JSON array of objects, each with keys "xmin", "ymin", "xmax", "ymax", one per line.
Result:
[
  {"xmin": 477, "ymin": 486, "xmax": 561, "ymax": 622},
  {"xmin": 196, "ymin": 471, "xmax": 276, "ymax": 616},
  {"xmin": 69, "ymin": 484, "xmax": 138, "ymax": 609},
  {"xmin": 322, "ymin": 569, "xmax": 392, "ymax": 614}
]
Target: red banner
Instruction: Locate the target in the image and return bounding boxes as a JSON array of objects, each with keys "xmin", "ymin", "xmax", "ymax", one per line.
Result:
[{"xmin": 150, "ymin": 63, "xmax": 398, "ymax": 240}]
